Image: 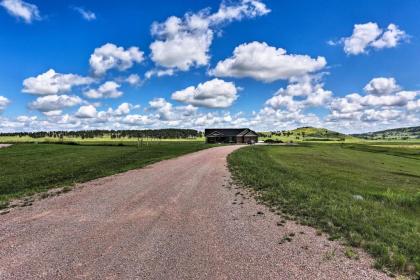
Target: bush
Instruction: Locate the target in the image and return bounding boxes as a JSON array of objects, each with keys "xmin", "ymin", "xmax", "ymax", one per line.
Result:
[{"xmin": 264, "ymin": 139, "xmax": 283, "ymax": 144}]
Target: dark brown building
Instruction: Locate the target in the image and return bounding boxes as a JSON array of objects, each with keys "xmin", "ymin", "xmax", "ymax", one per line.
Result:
[{"xmin": 204, "ymin": 128, "xmax": 258, "ymax": 144}]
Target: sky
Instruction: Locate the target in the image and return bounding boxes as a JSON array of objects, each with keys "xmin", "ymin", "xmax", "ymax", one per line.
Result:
[{"xmin": 0, "ymin": 0, "xmax": 419, "ymax": 133}]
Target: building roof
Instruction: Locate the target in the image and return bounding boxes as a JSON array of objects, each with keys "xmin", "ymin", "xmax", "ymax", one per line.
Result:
[{"xmin": 204, "ymin": 128, "xmax": 257, "ymax": 137}]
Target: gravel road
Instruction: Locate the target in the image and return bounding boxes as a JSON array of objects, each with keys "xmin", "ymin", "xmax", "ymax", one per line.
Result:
[{"xmin": 0, "ymin": 145, "xmax": 390, "ymax": 280}]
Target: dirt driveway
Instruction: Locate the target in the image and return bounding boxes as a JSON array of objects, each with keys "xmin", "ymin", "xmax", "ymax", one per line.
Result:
[{"xmin": 0, "ymin": 145, "xmax": 390, "ymax": 280}]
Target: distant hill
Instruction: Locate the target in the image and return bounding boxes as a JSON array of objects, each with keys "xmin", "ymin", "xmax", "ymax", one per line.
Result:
[
  {"xmin": 352, "ymin": 126, "xmax": 420, "ymax": 140},
  {"xmin": 260, "ymin": 127, "xmax": 355, "ymax": 142},
  {"xmin": 291, "ymin": 127, "xmax": 347, "ymax": 139}
]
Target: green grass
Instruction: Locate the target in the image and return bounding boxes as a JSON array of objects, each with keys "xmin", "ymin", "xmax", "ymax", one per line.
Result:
[
  {"xmin": 259, "ymin": 127, "xmax": 420, "ymax": 144},
  {"xmin": 259, "ymin": 127, "xmax": 360, "ymax": 143},
  {"xmin": 353, "ymin": 126, "xmax": 420, "ymax": 141},
  {"xmin": 228, "ymin": 143, "xmax": 420, "ymax": 277},
  {"xmin": 0, "ymin": 142, "xmax": 212, "ymax": 206},
  {"xmin": 0, "ymin": 135, "xmax": 205, "ymax": 144}
]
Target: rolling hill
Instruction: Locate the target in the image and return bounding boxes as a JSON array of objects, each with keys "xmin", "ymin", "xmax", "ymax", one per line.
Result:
[
  {"xmin": 352, "ymin": 126, "xmax": 420, "ymax": 140},
  {"xmin": 260, "ymin": 127, "xmax": 357, "ymax": 142}
]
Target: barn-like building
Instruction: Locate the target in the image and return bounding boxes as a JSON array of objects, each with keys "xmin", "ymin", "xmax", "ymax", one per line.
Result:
[{"xmin": 204, "ymin": 128, "xmax": 258, "ymax": 144}]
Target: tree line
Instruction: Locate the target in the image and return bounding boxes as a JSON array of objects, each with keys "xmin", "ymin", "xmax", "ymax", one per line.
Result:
[{"xmin": 0, "ymin": 129, "xmax": 203, "ymax": 139}]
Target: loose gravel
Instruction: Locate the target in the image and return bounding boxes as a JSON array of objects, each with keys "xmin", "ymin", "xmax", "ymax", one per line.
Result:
[{"xmin": 0, "ymin": 145, "xmax": 391, "ymax": 279}]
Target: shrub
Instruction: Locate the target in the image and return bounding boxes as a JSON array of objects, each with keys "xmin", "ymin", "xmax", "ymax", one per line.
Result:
[{"xmin": 264, "ymin": 139, "xmax": 283, "ymax": 144}]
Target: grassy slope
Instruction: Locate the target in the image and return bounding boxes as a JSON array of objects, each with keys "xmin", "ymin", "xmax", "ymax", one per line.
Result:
[
  {"xmin": 260, "ymin": 127, "xmax": 360, "ymax": 142},
  {"xmin": 0, "ymin": 142, "xmax": 211, "ymax": 205},
  {"xmin": 353, "ymin": 126, "xmax": 420, "ymax": 140},
  {"xmin": 228, "ymin": 143, "xmax": 420, "ymax": 277},
  {"xmin": 292, "ymin": 127, "xmax": 346, "ymax": 138}
]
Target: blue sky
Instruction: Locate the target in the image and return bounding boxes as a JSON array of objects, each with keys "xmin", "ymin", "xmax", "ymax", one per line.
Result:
[{"xmin": 0, "ymin": 0, "xmax": 419, "ymax": 133}]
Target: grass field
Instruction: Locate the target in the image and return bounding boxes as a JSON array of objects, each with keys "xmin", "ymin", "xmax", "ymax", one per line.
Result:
[
  {"xmin": 228, "ymin": 143, "xmax": 420, "ymax": 277},
  {"xmin": 259, "ymin": 127, "xmax": 420, "ymax": 144},
  {"xmin": 353, "ymin": 126, "xmax": 420, "ymax": 141},
  {"xmin": 259, "ymin": 127, "xmax": 363, "ymax": 143},
  {"xmin": 0, "ymin": 135, "xmax": 205, "ymax": 144},
  {"xmin": 0, "ymin": 142, "xmax": 211, "ymax": 206}
]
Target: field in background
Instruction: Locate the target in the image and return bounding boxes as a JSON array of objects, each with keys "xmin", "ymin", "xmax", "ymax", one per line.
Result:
[
  {"xmin": 353, "ymin": 126, "xmax": 420, "ymax": 141},
  {"xmin": 0, "ymin": 142, "xmax": 212, "ymax": 207},
  {"xmin": 259, "ymin": 127, "xmax": 361, "ymax": 143},
  {"xmin": 3, "ymin": 127, "xmax": 420, "ymax": 145},
  {"xmin": 0, "ymin": 135, "xmax": 205, "ymax": 144},
  {"xmin": 259, "ymin": 127, "xmax": 420, "ymax": 144},
  {"xmin": 229, "ymin": 143, "xmax": 420, "ymax": 277}
]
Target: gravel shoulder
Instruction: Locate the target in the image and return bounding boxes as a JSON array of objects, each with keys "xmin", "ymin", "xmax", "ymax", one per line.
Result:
[{"xmin": 0, "ymin": 145, "xmax": 391, "ymax": 280}]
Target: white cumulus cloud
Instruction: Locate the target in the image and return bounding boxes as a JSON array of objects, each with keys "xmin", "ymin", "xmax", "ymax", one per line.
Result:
[
  {"xmin": 43, "ymin": 110, "xmax": 62, "ymax": 116},
  {"xmin": 370, "ymin": 24, "xmax": 407, "ymax": 49},
  {"xmin": 89, "ymin": 43, "xmax": 144, "ymax": 76},
  {"xmin": 150, "ymin": 16, "xmax": 212, "ymax": 71},
  {"xmin": 211, "ymin": 41, "xmax": 326, "ymax": 82},
  {"xmin": 145, "ymin": 69, "xmax": 174, "ymax": 79},
  {"xmin": 265, "ymin": 95, "xmax": 301, "ymax": 111},
  {"xmin": 16, "ymin": 115, "xmax": 37, "ymax": 122},
  {"xmin": 330, "ymin": 91, "xmax": 416, "ymax": 115},
  {"xmin": 112, "ymin": 102, "xmax": 138, "ymax": 116},
  {"xmin": 122, "ymin": 114, "xmax": 153, "ymax": 125},
  {"xmin": 171, "ymin": 78, "xmax": 238, "ymax": 108},
  {"xmin": 149, "ymin": 98, "xmax": 175, "ymax": 121},
  {"xmin": 84, "ymin": 81, "xmax": 123, "ymax": 99},
  {"xmin": 363, "ymin": 77, "xmax": 400, "ymax": 95},
  {"xmin": 29, "ymin": 94, "xmax": 83, "ymax": 113},
  {"xmin": 75, "ymin": 105, "xmax": 97, "ymax": 118},
  {"xmin": 264, "ymin": 76, "xmax": 332, "ymax": 115},
  {"xmin": 359, "ymin": 93, "xmax": 414, "ymax": 107},
  {"xmin": 22, "ymin": 69, "xmax": 93, "ymax": 95},
  {"xmin": 327, "ymin": 77, "xmax": 420, "ymax": 125},
  {"xmin": 0, "ymin": 96, "xmax": 10, "ymax": 112},
  {"xmin": 207, "ymin": 0, "xmax": 270, "ymax": 24},
  {"xmin": 149, "ymin": 0, "xmax": 269, "ymax": 74},
  {"xmin": 341, "ymin": 22, "xmax": 407, "ymax": 55},
  {"xmin": 0, "ymin": 0, "xmax": 40, "ymax": 23},
  {"xmin": 125, "ymin": 74, "xmax": 141, "ymax": 85},
  {"xmin": 407, "ymin": 99, "xmax": 420, "ymax": 111},
  {"xmin": 360, "ymin": 109, "xmax": 400, "ymax": 122}
]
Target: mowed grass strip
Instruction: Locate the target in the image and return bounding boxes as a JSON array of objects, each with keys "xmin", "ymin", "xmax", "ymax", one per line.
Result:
[
  {"xmin": 228, "ymin": 144, "xmax": 420, "ymax": 277},
  {"xmin": 0, "ymin": 142, "xmax": 211, "ymax": 205}
]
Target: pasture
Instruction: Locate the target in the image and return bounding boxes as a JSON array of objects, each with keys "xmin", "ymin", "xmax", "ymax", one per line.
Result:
[
  {"xmin": 228, "ymin": 143, "xmax": 420, "ymax": 277},
  {"xmin": 0, "ymin": 142, "xmax": 211, "ymax": 206},
  {"xmin": 259, "ymin": 127, "xmax": 420, "ymax": 144},
  {"xmin": 0, "ymin": 135, "xmax": 205, "ymax": 144}
]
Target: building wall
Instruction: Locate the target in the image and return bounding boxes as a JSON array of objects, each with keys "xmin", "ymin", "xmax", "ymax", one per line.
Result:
[
  {"xmin": 207, "ymin": 136, "xmax": 234, "ymax": 143},
  {"xmin": 206, "ymin": 133, "xmax": 258, "ymax": 144},
  {"xmin": 244, "ymin": 136, "xmax": 258, "ymax": 143}
]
